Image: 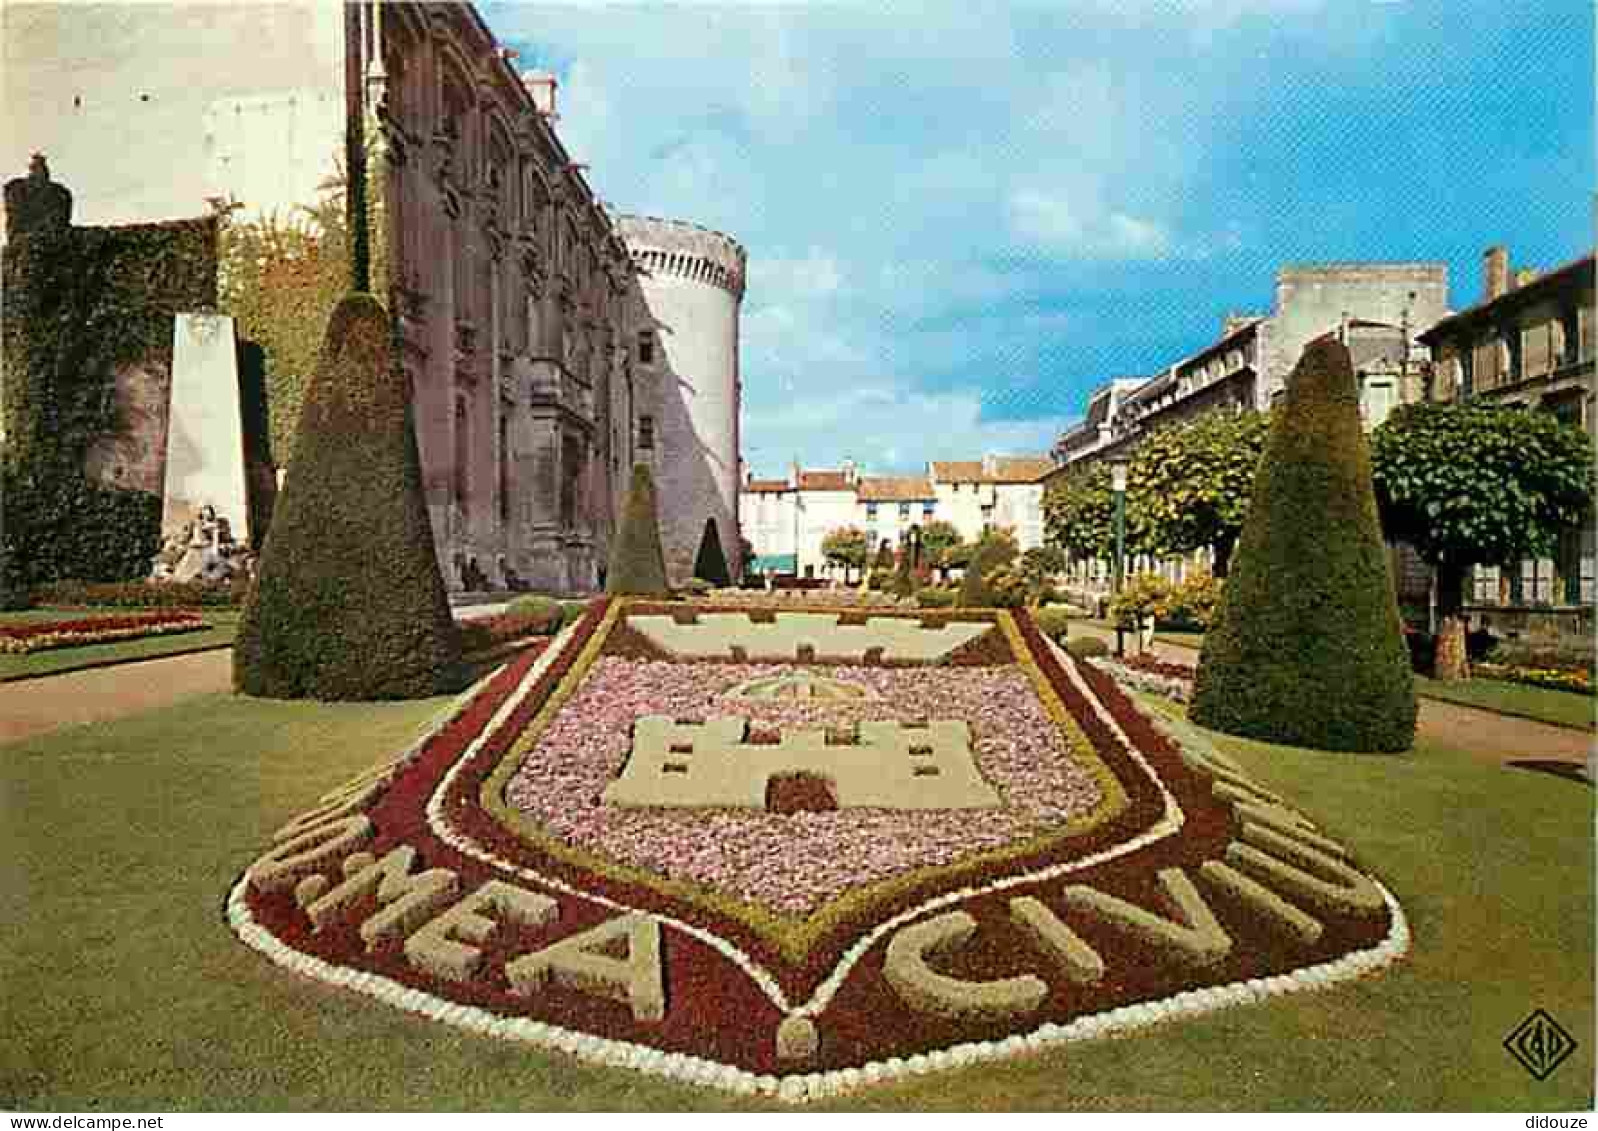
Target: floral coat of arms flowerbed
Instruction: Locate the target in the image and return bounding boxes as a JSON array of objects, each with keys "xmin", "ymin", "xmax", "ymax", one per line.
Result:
[{"xmin": 229, "ymin": 598, "xmax": 1409, "ymax": 1102}]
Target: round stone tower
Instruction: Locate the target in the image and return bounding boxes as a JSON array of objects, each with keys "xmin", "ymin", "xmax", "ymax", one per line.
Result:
[{"xmin": 615, "ymin": 214, "xmax": 746, "ymax": 585}]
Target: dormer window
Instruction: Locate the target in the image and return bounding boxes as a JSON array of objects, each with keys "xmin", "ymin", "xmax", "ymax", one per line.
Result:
[{"xmin": 637, "ymin": 331, "xmax": 656, "ymax": 366}]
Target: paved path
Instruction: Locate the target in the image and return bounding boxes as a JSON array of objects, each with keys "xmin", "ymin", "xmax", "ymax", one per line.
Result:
[
  {"xmin": 1066, "ymin": 623, "xmax": 1593, "ymax": 770},
  {"xmin": 0, "ymin": 649, "xmax": 234, "ymax": 745},
  {"xmin": 3, "ymin": 617, "xmax": 1590, "ymax": 774},
  {"xmin": 0, "ymin": 601, "xmax": 524, "ymax": 746}
]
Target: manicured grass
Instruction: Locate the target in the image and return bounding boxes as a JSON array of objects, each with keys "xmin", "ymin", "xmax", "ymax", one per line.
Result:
[
  {"xmin": 0, "ymin": 610, "xmax": 243, "ymax": 682},
  {"xmin": 2, "ymin": 688, "xmax": 1591, "ymax": 1110},
  {"xmin": 1413, "ymin": 673, "xmax": 1594, "ymax": 731}
]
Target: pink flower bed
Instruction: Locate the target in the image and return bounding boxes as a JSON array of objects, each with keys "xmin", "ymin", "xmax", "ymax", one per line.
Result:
[{"xmin": 503, "ymin": 657, "xmax": 1104, "ymax": 916}]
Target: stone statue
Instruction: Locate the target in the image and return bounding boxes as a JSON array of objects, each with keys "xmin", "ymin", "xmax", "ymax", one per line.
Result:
[{"xmin": 149, "ymin": 503, "xmax": 250, "ymax": 584}]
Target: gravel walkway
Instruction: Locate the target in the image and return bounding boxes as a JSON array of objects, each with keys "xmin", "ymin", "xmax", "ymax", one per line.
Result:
[{"xmin": 1065, "ymin": 623, "xmax": 1592, "ymax": 772}]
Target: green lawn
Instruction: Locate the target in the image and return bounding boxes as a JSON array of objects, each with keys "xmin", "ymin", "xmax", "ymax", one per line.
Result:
[
  {"xmin": 1413, "ymin": 674, "xmax": 1594, "ymax": 731},
  {"xmin": 1, "ymin": 688, "xmax": 1592, "ymax": 1110},
  {"xmin": 0, "ymin": 609, "xmax": 243, "ymax": 681}
]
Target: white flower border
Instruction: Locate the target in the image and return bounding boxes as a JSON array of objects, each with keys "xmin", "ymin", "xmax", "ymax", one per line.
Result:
[{"xmin": 226, "ymin": 613, "xmax": 1412, "ymax": 1104}]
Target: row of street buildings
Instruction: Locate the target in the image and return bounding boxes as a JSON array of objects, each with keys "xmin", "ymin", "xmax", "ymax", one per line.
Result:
[
  {"xmin": 739, "ymin": 456, "xmax": 1054, "ymax": 578},
  {"xmin": 742, "ymin": 248, "xmax": 1594, "ymax": 641}
]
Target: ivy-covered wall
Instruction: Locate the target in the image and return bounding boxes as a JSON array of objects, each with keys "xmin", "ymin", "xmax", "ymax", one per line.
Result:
[{"xmin": 1, "ymin": 213, "xmax": 218, "ymax": 591}]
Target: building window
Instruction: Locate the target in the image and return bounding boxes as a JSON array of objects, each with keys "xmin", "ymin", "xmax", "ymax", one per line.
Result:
[
  {"xmin": 638, "ymin": 414, "xmax": 654, "ymax": 451},
  {"xmin": 922, "ymin": 503, "xmax": 935, "ymax": 520},
  {"xmin": 865, "ymin": 502, "xmax": 878, "ymax": 520},
  {"xmin": 637, "ymin": 330, "xmax": 655, "ymax": 366},
  {"xmin": 560, "ymin": 435, "xmax": 582, "ymax": 530},
  {"xmin": 498, "ymin": 412, "xmax": 510, "ymax": 526},
  {"xmin": 453, "ymin": 397, "xmax": 470, "ymax": 521},
  {"xmin": 898, "ymin": 502, "xmax": 911, "ymax": 519}
]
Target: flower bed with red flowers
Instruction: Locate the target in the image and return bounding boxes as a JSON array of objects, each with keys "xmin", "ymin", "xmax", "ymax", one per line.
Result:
[
  {"xmin": 0, "ymin": 610, "xmax": 209, "ymax": 654},
  {"xmin": 228, "ymin": 599, "xmax": 1408, "ymax": 1103}
]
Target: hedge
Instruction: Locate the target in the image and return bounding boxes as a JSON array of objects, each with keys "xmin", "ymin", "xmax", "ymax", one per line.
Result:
[
  {"xmin": 1191, "ymin": 337, "xmax": 1416, "ymax": 753},
  {"xmin": 692, "ymin": 518, "xmax": 732, "ymax": 589},
  {"xmin": 605, "ymin": 465, "xmax": 671, "ymax": 598},
  {"xmin": 233, "ymin": 293, "xmax": 460, "ymax": 700},
  {"xmin": 2, "ymin": 212, "xmax": 216, "ymax": 591}
]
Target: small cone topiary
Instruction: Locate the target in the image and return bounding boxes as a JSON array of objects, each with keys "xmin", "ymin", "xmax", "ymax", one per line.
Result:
[
  {"xmin": 234, "ymin": 293, "xmax": 460, "ymax": 700},
  {"xmin": 693, "ymin": 517, "xmax": 731, "ymax": 588},
  {"xmin": 957, "ymin": 542, "xmax": 995, "ymax": 608},
  {"xmin": 607, "ymin": 464, "xmax": 671, "ymax": 597},
  {"xmin": 1191, "ymin": 336, "xmax": 1416, "ymax": 752}
]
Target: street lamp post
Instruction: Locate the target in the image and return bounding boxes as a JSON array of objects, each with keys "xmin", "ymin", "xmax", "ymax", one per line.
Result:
[{"xmin": 1108, "ymin": 455, "xmax": 1130, "ymax": 657}]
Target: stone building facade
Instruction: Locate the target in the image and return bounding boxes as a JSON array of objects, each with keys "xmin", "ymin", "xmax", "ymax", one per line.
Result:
[
  {"xmin": 1419, "ymin": 245, "xmax": 1596, "ymax": 639},
  {"xmin": 3, "ymin": 1, "xmax": 745, "ymax": 594},
  {"xmin": 1046, "ymin": 261, "xmax": 1448, "ymax": 601}
]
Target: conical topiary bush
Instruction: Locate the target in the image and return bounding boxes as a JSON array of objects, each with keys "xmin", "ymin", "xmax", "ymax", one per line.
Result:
[
  {"xmin": 958, "ymin": 541, "xmax": 995, "ymax": 608},
  {"xmin": 234, "ymin": 293, "xmax": 461, "ymax": 700},
  {"xmin": 607, "ymin": 464, "xmax": 671, "ymax": 597},
  {"xmin": 693, "ymin": 516, "xmax": 731, "ymax": 588},
  {"xmin": 1190, "ymin": 336, "xmax": 1416, "ymax": 752}
]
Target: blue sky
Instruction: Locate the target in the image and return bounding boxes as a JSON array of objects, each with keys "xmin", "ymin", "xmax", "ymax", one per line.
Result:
[{"xmin": 481, "ymin": 0, "xmax": 1594, "ymax": 477}]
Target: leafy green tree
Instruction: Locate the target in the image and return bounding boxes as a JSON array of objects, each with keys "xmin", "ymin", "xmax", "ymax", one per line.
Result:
[
  {"xmin": 1043, "ymin": 463, "xmax": 1130, "ymax": 562},
  {"xmin": 1129, "ymin": 410, "xmax": 1270, "ymax": 576},
  {"xmin": 919, "ymin": 519, "xmax": 963, "ymax": 577},
  {"xmin": 1371, "ymin": 402, "xmax": 1593, "ymax": 680},
  {"xmin": 1191, "ymin": 337, "xmax": 1416, "ymax": 753},
  {"xmin": 693, "ymin": 517, "xmax": 731, "ymax": 587},
  {"xmin": 821, "ymin": 525, "xmax": 870, "ymax": 580},
  {"xmin": 956, "ymin": 527, "xmax": 1020, "ymax": 607}
]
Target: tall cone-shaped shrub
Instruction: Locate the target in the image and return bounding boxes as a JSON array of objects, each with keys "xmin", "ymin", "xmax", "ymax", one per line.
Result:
[
  {"xmin": 1191, "ymin": 336, "xmax": 1415, "ymax": 753},
  {"xmin": 234, "ymin": 293, "xmax": 460, "ymax": 700},
  {"xmin": 693, "ymin": 516, "xmax": 731, "ymax": 587},
  {"xmin": 607, "ymin": 464, "xmax": 671, "ymax": 597},
  {"xmin": 958, "ymin": 542, "xmax": 995, "ymax": 608}
]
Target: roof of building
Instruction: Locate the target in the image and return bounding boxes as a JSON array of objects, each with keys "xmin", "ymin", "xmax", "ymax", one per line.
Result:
[
  {"xmin": 1419, "ymin": 252, "xmax": 1596, "ymax": 343},
  {"xmin": 928, "ymin": 456, "xmax": 1056, "ymax": 484},
  {"xmin": 857, "ymin": 476, "xmax": 936, "ymax": 501},
  {"xmin": 744, "ymin": 478, "xmax": 790, "ymax": 494},
  {"xmin": 796, "ymin": 470, "xmax": 852, "ymax": 491},
  {"xmin": 929, "ymin": 460, "xmax": 985, "ymax": 482},
  {"xmin": 988, "ymin": 456, "xmax": 1056, "ymax": 483}
]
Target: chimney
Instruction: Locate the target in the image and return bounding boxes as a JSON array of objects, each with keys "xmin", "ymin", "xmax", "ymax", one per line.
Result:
[
  {"xmin": 521, "ymin": 70, "xmax": 559, "ymax": 119},
  {"xmin": 842, "ymin": 456, "xmax": 856, "ymax": 485},
  {"xmin": 1484, "ymin": 246, "xmax": 1509, "ymax": 303},
  {"xmin": 982, "ymin": 453, "xmax": 997, "ymax": 477}
]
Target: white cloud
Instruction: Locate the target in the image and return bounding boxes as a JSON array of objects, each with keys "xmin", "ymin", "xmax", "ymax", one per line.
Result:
[
  {"xmin": 1009, "ymin": 188, "xmax": 1172, "ymax": 259},
  {"xmin": 743, "ymin": 385, "xmax": 1068, "ymax": 476},
  {"xmin": 748, "ymin": 249, "xmax": 844, "ymax": 302}
]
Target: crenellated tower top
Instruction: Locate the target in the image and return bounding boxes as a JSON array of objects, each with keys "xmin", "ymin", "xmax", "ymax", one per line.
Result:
[{"xmin": 612, "ymin": 213, "xmax": 746, "ymax": 301}]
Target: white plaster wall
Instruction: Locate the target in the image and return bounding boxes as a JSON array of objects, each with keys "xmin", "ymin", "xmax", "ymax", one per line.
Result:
[
  {"xmin": 931, "ymin": 482, "xmax": 992, "ymax": 543},
  {"xmin": 740, "ymin": 490, "xmax": 796, "ymax": 563},
  {"xmin": 641, "ymin": 272, "xmax": 740, "ymax": 581},
  {"xmin": 2, "ymin": 2, "xmax": 344, "ymax": 226},
  {"xmin": 797, "ymin": 489, "xmax": 856, "ymax": 576},
  {"xmin": 995, "ymin": 483, "xmax": 1045, "ymax": 550}
]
